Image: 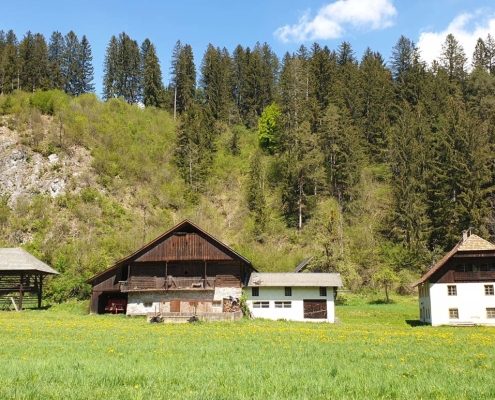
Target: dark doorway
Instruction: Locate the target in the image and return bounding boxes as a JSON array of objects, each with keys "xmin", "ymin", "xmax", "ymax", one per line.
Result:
[
  {"xmin": 97, "ymin": 292, "xmax": 128, "ymax": 314},
  {"xmin": 303, "ymin": 300, "xmax": 327, "ymax": 319}
]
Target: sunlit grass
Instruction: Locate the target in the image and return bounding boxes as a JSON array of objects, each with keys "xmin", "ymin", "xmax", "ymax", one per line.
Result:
[{"xmin": 1, "ymin": 296, "xmax": 494, "ymax": 399}]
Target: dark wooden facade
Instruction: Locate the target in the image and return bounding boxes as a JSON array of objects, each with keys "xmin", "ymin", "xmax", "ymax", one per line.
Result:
[
  {"xmin": 429, "ymin": 252, "xmax": 495, "ymax": 284},
  {"xmin": 87, "ymin": 220, "xmax": 255, "ymax": 314}
]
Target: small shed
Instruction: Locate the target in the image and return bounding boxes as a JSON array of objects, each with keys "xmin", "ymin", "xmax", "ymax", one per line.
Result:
[
  {"xmin": 0, "ymin": 248, "xmax": 59, "ymax": 310},
  {"xmin": 246, "ymin": 272, "xmax": 343, "ymax": 322}
]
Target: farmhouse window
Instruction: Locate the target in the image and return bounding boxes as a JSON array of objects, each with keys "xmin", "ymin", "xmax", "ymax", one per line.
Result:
[
  {"xmin": 480, "ymin": 263, "xmax": 495, "ymax": 271},
  {"xmin": 319, "ymin": 287, "xmax": 327, "ymax": 297},
  {"xmin": 449, "ymin": 308, "xmax": 459, "ymax": 319},
  {"xmin": 143, "ymin": 302, "xmax": 152, "ymax": 307},
  {"xmin": 455, "ymin": 263, "xmax": 473, "ymax": 272},
  {"xmin": 253, "ymin": 301, "xmax": 269, "ymax": 308},
  {"xmin": 275, "ymin": 301, "xmax": 292, "ymax": 308},
  {"xmin": 252, "ymin": 287, "xmax": 259, "ymax": 297},
  {"xmin": 285, "ymin": 287, "xmax": 292, "ymax": 296},
  {"xmin": 485, "ymin": 285, "xmax": 494, "ymax": 296},
  {"xmin": 487, "ymin": 308, "xmax": 495, "ymax": 318},
  {"xmin": 447, "ymin": 285, "xmax": 457, "ymax": 296}
]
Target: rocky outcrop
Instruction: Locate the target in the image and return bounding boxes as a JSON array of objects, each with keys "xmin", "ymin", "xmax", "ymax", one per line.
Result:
[{"xmin": 0, "ymin": 125, "xmax": 96, "ymax": 207}]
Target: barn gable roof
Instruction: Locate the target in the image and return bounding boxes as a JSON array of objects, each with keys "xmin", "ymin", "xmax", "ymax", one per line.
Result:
[
  {"xmin": 86, "ymin": 220, "xmax": 254, "ymax": 284},
  {"xmin": 0, "ymin": 248, "xmax": 59, "ymax": 275},
  {"xmin": 247, "ymin": 272, "xmax": 343, "ymax": 287},
  {"xmin": 413, "ymin": 233, "xmax": 495, "ymax": 287}
]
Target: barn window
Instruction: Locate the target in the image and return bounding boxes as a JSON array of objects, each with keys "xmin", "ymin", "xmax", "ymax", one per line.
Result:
[
  {"xmin": 487, "ymin": 308, "xmax": 495, "ymax": 318},
  {"xmin": 447, "ymin": 285, "xmax": 457, "ymax": 296},
  {"xmin": 319, "ymin": 287, "xmax": 327, "ymax": 297},
  {"xmin": 455, "ymin": 263, "xmax": 473, "ymax": 272},
  {"xmin": 143, "ymin": 302, "xmax": 152, "ymax": 308},
  {"xmin": 285, "ymin": 287, "xmax": 292, "ymax": 296},
  {"xmin": 449, "ymin": 308, "xmax": 459, "ymax": 319},
  {"xmin": 485, "ymin": 285, "xmax": 494, "ymax": 296},
  {"xmin": 252, "ymin": 287, "xmax": 259, "ymax": 297},
  {"xmin": 253, "ymin": 301, "xmax": 269, "ymax": 308},
  {"xmin": 212, "ymin": 300, "xmax": 222, "ymax": 308},
  {"xmin": 275, "ymin": 301, "xmax": 292, "ymax": 308}
]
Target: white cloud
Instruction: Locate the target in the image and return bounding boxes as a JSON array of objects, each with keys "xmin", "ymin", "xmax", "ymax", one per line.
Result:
[
  {"xmin": 274, "ymin": 0, "xmax": 397, "ymax": 43},
  {"xmin": 417, "ymin": 10, "xmax": 495, "ymax": 67}
]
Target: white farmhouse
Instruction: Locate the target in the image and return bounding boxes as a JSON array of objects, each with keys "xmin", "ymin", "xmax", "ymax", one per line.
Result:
[
  {"xmin": 246, "ymin": 272, "xmax": 343, "ymax": 322},
  {"xmin": 414, "ymin": 231, "xmax": 495, "ymax": 326}
]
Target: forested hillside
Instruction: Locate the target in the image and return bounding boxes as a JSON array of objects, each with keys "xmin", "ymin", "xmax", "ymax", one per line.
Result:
[{"xmin": 1, "ymin": 28, "xmax": 495, "ymax": 301}]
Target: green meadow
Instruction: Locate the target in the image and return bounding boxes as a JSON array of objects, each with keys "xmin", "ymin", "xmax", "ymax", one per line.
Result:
[{"xmin": 1, "ymin": 296, "xmax": 494, "ymax": 400}]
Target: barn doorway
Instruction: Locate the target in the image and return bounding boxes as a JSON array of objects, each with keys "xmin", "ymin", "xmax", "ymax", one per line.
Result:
[
  {"xmin": 97, "ymin": 292, "xmax": 128, "ymax": 314},
  {"xmin": 303, "ymin": 300, "xmax": 327, "ymax": 319}
]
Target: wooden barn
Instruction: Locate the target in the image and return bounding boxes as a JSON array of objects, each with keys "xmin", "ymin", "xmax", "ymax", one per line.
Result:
[
  {"xmin": 0, "ymin": 248, "xmax": 59, "ymax": 310},
  {"xmin": 86, "ymin": 220, "xmax": 256, "ymax": 319}
]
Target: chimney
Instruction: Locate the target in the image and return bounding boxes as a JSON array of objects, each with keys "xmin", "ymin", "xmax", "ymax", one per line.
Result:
[{"xmin": 462, "ymin": 230, "xmax": 468, "ymax": 242}]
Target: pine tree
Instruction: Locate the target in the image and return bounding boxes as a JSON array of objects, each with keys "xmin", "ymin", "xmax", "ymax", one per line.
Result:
[
  {"xmin": 48, "ymin": 31, "xmax": 65, "ymax": 90},
  {"xmin": 63, "ymin": 31, "xmax": 81, "ymax": 96},
  {"xmin": 141, "ymin": 39, "xmax": 165, "ymax": 107},
  {"xmin": 77, "ymin": 35, "xmax": 94, "ymax": 94},
  {"xmin": 2, "ymin": 30, "xmax": 20, "ymax": 93},
  {"xmin": 246, "ymin": 149, "xmax": 268, "ymax": 238},
  {"xmin": 170, "ymin": 40, "xmax": 196, "ymax": 115},
  {"xmin": 200, "ymin": 44, "xmax": 234, "ymax": 121},
  {"xmin": 102, "ymin": 35, "xmax": 119, "ymax": 100},
  {"xmin": 439, "ymin": 34, "xmax": 467, "ymax": 83},
  {"xmin": 358, "ymin": 48, "xmax": 393, "ymax": 161}
]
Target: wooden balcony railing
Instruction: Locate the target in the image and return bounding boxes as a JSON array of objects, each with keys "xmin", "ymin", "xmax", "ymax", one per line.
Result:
[
  {"xmin": 454, "ymin": 271, "xmax": 495, "ymax": 282},
  {"xmin": 120, "ymin": 277, "xmax": 216, "ymax": 292}
]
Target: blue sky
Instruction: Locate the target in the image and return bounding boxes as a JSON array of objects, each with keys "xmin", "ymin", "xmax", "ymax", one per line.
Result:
[{"xmin": 2, "ymin": 0, "xmax": 495, "ymax": 96}]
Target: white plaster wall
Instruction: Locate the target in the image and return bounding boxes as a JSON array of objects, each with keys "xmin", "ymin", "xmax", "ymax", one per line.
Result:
[
  {"xmin": 127, "ymin": 287, "xmax": 242, "ymax": 316},
  {"xmin": 430, "ymin": 282, "xmax": 495, "ymax": 326},
  {"xmin": 418, "ymin": 284, "xmax": 431, "ymax": 323},
  {"xmin": 246, "ymin": 286, "xmax": 335, "ymax": 322}
]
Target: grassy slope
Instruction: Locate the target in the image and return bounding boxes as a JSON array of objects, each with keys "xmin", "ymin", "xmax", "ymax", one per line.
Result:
[
  {"xmin": 1, "ymin": 91, "xmax": 357, "ymax": 302},
  {"xmin": 0, "ymin": 297, "xmax": 494, "ymax": 399}
]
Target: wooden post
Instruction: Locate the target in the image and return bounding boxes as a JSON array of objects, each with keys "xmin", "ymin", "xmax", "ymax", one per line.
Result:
[
  {"xmin": 19, "ymin": 273, "xmax": 24, "ymax": 311},
  {"xmin": 165, "ymin": 261, "xmax": 168, "ymax": 291},
  {"xmin": 37, "ymin": 274, "xmax": 43, "ymax": 309},
  {"xmin": 204, "ymin": 261, "xmax": 207, "ymax": 287}
]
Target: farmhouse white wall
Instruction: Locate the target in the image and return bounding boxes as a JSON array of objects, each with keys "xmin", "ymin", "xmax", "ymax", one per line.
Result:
[
  {"xmin": 428, "ymin": 282, "xmax": 495, "ymax": 326},
  {"xmin": 246, "ymin": 286, "xmax": 335, "ymax": 322}
]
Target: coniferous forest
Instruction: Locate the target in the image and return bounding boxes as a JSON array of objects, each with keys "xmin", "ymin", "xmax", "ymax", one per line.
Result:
[{"xmin": 1, "ymin": 28, "xmax": 495, "ymax": 300}]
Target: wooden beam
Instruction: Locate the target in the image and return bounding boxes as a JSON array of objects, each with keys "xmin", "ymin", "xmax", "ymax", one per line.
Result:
[
  {"xmin": 19, "ymin": 273, "xmax": 24, "ymax": 311},
  {"xmin": 38, "ymin": 275, "xmax": 43, "ymax": 309}
]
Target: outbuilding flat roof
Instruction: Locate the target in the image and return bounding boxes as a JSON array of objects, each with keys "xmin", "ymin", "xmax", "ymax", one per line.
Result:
[
  {"xmin": 0, "ymin": 248, "xmax": 59, "ymax": 275},
  {"xmin": 247, "ymin": 272, "xmax": 343, "ymax": 287}
]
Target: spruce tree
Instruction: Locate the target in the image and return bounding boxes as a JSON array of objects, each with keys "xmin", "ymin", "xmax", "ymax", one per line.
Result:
[
  {"xmin": 77, "ymin": 35, "xmax": 94, "ymax": 94},
  {"xmin": 102, "ymin": 35, "xmax": 119, "ymax": 100},
  {"xmin": 63, "ymin": 31, "xmax": 81, "ymax": 96},
  {"xmin": 170, "ymin": 40, "xmax": 196, "ymax": 115},
  {"xmin": 48, "ymin": 31, "xmax": 65, "ymax": 90},
  {"xmin": 141, "ymin": 39, "xmax": 165, "ymax": 107}
]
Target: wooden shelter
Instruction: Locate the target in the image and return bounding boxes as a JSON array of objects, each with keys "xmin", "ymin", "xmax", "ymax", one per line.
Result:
[
  {"xmin": 0, "ymin": 248, "xmax": 59, "ymax": 310},
  {"xmin": 86, "ymin": 220, "xmax": 256, "ymax": 316}
]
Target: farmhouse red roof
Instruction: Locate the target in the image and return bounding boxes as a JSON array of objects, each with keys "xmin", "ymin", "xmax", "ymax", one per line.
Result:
[{"xmin": 413, "ymin": 234, "xmax": 495, "ymax": 287}]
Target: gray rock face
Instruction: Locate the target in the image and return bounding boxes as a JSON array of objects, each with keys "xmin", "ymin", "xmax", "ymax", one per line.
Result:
[{"xmin": 0, "ymin": 125, "xmax": 95, "ymax": 207}]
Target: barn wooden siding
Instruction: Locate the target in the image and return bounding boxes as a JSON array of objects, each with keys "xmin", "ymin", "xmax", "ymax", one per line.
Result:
[{"xmin": 135, "ymin": 232, "xmax": 237, "ymax": 262}]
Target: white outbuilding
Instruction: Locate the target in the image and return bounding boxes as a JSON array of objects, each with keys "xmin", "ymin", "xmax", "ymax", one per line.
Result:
[
  {"xmin": 246, "ymin": 272, "xmax": 342, "ymax": 322},
  {"xmin": 414, "ymin": 231, "xmax": 495, "ymax": 326}
]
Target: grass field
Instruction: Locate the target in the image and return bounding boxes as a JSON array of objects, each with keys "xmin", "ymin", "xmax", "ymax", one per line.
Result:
[{"xmin": 1, "ymin": 295, "xmax": 494, "ymax": 399}]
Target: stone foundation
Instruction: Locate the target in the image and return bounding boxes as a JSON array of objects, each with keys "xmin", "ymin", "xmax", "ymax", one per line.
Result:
[{"xmin": 127, "ymin": 287, "xmax": 243, "ymax": 316}]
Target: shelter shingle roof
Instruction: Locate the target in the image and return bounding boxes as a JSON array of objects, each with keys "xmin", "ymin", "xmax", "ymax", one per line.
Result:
[
  {"xmin": 0, "ymin": 248, "xmax": 59, "ymax": 274},
  {"xmin": 247, "ymin": 272, "xmax": 343, "ymax": 287}
]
